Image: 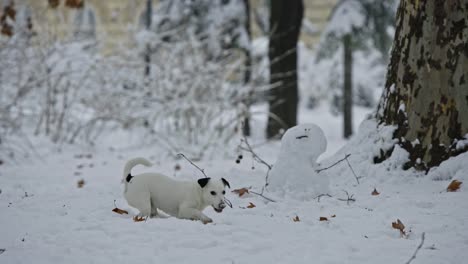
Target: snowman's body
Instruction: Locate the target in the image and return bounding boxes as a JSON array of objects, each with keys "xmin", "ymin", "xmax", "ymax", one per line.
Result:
[{"xmin": 268, "ymin": 124, "xmax": 329, "ymax": 199}]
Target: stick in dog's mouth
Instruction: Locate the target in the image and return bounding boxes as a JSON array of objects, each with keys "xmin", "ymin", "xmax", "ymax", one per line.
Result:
[{"xmin": 224, "ymin": 197, "xmax": 233, "ymax": 208}]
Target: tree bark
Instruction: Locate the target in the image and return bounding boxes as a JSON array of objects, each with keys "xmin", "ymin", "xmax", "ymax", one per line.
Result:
[
  {"xmin": 343, "ymin": 33, "xmax": 353, "ymax": 139},
  {"xmin": 266, "ymin": 0, "xmax": 303, "ymax": 138},
  {"xmin": 376, "ymin": 0, "xmax": 468, "ymax": 170}
]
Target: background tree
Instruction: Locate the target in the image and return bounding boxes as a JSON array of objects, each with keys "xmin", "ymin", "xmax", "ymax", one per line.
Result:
[
  {"xmin": 343, "ymin": 33, "xmax": 353, "ymax": 138},
  {"xmin": 266, "ymin": 0, "xmax": 303, "ymax": 138},
  {"xmin": 242, "ymin": 0, "xmax": 252, "ymax": 136},
  {"xmin": 314, "ymin": 0, "xmax": 397, "ymax": 139},
  {"xmin": 376, "ymin": 0, "xmax": 468, "ymax": 170},
  {"xmin": 143, "ymin": 0, "xmax": 152, "ymax": 77}
]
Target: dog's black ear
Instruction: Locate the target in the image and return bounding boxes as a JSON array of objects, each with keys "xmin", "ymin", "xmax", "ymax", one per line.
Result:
[
  {"xmin": 126, "ymin": 174, "xmax": 133, "ymax": 183},
  {"xmin": 198, "ymin": 178, "xmax": 211, "ymax": 188},
  {"xmin": 221, "ymin": 178, "xmax": 230, "ymax": 188}
]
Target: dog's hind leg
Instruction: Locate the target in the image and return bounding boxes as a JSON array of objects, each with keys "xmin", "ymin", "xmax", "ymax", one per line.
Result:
[{"xmin": 150, "ymin": 200, "xmax": 158, "ymax": 218}]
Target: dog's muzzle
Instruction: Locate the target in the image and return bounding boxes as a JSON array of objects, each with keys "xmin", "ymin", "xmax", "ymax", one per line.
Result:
[{"xmin": 213, "ymin": 202, "xmax": 226, "ymax": 213}]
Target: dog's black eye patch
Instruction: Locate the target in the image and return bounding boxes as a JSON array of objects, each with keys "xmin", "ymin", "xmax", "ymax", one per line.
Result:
[{"xmin": 210, "ymin": 191, "xmax": 216, "ymax": 196}]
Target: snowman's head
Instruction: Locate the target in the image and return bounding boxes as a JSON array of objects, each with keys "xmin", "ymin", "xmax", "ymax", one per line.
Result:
[{"xmin": 279, "ymin": 124, "xmax": 327, "ymax": 163}]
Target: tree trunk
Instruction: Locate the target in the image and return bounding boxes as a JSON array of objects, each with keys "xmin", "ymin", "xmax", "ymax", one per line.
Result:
[
  {"xmin": 376, "ymin": 0, "xmax": 468, "ymax": 170},
  {"xmin": 144, "ymin": 0, "xmax": 152, "ymax": 77},
  {"xmin": 343, "ymin": 33, "xmax": 353, "ymax": 139},
  {"xmin": 242, "ymin": 0, "xmax": 252, "ymax": 136},
  {"xmin": 266, "ymin": 0, "xmax": 303, "ymax": 138}
]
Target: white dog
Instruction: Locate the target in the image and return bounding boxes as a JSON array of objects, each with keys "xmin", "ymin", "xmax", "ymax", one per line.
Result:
[{"xmin": 122, "ymin": 157, "xmax": 230, "ymax": 224}]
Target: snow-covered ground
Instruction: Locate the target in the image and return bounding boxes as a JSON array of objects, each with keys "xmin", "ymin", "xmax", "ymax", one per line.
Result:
[{"xmin": 1, "ymin": 105, "xmax": 467, "ymax": 264}]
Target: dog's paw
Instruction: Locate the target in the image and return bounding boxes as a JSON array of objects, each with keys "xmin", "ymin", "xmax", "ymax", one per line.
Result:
[
  {"xmin": 202, "ymin": 218, "xmax": 213, "ymax": 224},
  {"xmin": 133, "ymin": 216, "xmax": 147, "ymax": 222}
]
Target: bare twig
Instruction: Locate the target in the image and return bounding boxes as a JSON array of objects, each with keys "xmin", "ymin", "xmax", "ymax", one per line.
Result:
[
  {"xmin": 316, "ymin": 154, "xmax": 361, "ymax": 185},
  {"xmin": 316, "ymin": 154, "xmax": 351, "ymax": 173},
  {"xmin": 223, "ymin": 197, "xmax": 233, "ymax": 208},
  {"xmin": 313, "ymin": 193, "xmax": 332, "ymax": 202},
  {"xmin": 177, "ymin": 153, "xmax": 208, "ymax": 178},
  {"xmin": 337, "ymin": 190, "xmax": 356, "ymax": 205},
  {"xmin": 345, "ymin": 155, "xmax": 360, "ymax": 184},
  {"xmin": 239, "ymin": 134, "xmax": 272, "ymax": 193},
  {"xmin": 405, "ymin": 232, "xmax": 425, "ymax": 264},
  {"xmin": 250, "ymin": 190, "xmax": 276, "ymax": 203},
  {"xmin": 236, "ymin": 132, "xmax": 277, "ymax": 203},
  {"xmin": 240, "ymin": 136, "xmax": 272, "ymax": 170}
]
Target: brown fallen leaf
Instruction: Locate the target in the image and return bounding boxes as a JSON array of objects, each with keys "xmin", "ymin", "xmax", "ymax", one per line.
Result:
[
  {"xmin": 330, "ymin": 214, "xmax": 336, "ymax": 218},
  {"xmin": 246, "ymin": 202, "xmax": 256, "ymax": 208},
  {"xmin": 319, "ymin": 217, "xmax": 328, "ymax": 221},
  {"xmin": 77, "ymin": 179, "xmax": 85, "ymax": 188},
  {"xmin": 392, "ymin": 219, "xmax": 406, "ymax": 237},
  {"xmin": 293, "ymin": 215, "xmax": 300, "ymax": 222},
  {"xmin": 232, "ymin": 187, "xmax": 250, "ymax": 197},
  {"xmin": 133, "ymin": 216, "xmax": 146, "ymax": 222},
  {"xmin": 371, "ymin": 188, "xmax": 380, "ymax": 196},
  {"xmin": 112, "ymin": 208, "xmax": 129, "ymax": 215},
  {"xmin": 447, "ymin": 180, "xmax": 462, "ymax": 192}
]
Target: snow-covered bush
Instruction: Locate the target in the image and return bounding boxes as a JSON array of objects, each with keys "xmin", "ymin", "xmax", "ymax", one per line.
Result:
[
  {"xmin": 1, "ymin": 21, "xmax": 257, "ymax": 161},
  {"xmin": 88, "ymin": 33, "xmax": 254, "ymax": 159},
  {"xmin": 148, "ymin": 0, "xmax": 249, "ymax": 62}
]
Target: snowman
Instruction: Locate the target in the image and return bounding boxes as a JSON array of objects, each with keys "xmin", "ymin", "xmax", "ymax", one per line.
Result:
[{"xmin": 268, "ymin": 124, "xmax": 329, "ymax": 199}]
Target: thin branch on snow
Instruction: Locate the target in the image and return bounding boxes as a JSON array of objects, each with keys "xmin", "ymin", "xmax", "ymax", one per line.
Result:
[
  {"xmin": 316, "ymin": 153, "xmax": 362, "ymax": 185},
  {"xmin": 313, "ymin": 191, "xmax": 355, "ymax": 204},
  {"xmin": 313, "ymin": 193, "xmax": 333, "ymax": 202},
  {"xmin": 316, "ymin": 154, "xmax": 351, "ymax": 172},
  {"xmin": 337, "ymin": 190, "xmax": 356, "ymax": 205},
  {"xmin": 249, "ymin": 190, "xmax": 276, "ymax": 203},
  {"xmin": 405, "ymin": 232, "xmax": 425, "ymax": 264},
  {"xmin": 345, "ymin": 155, "xmax": 361, "ymax": 184},
  {"xmin": 177, "ymin": 153, "xmax": 208, "ymax": 178}
]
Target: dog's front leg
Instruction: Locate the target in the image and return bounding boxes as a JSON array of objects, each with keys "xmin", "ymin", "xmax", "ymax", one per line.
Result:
[{"xmin": 178, "ymin": 207, "xmax": 213, "ymax": 224}]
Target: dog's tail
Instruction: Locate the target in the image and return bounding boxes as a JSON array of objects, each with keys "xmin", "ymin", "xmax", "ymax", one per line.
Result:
[{"xmin": 122, "ymin": 157, "xmax": 152, "ymax": 183}]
